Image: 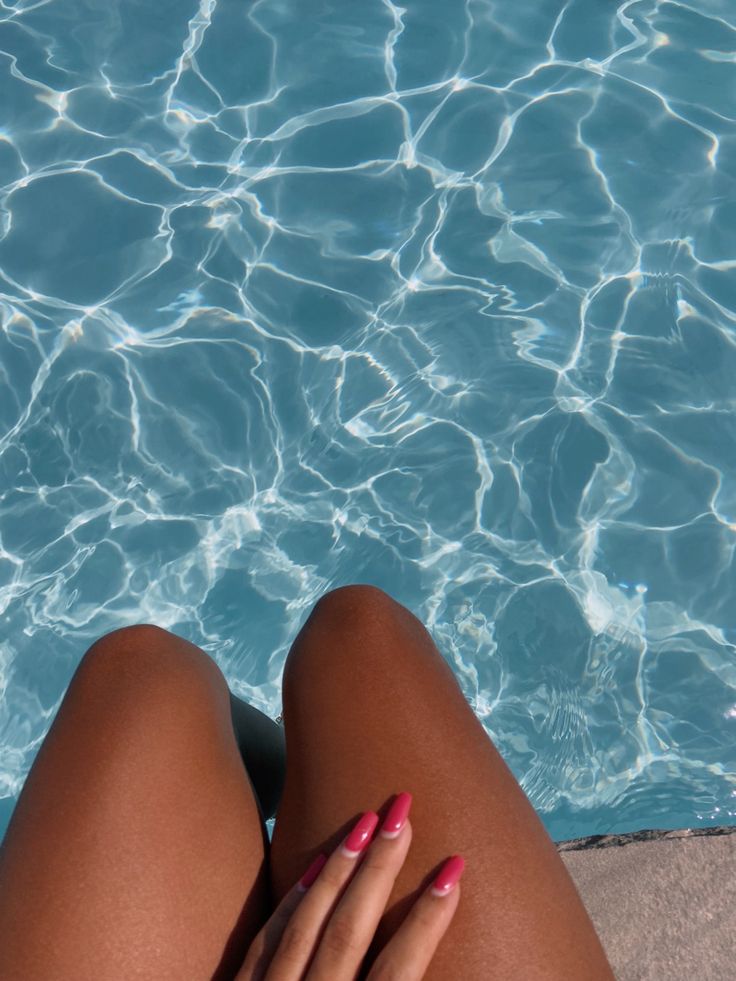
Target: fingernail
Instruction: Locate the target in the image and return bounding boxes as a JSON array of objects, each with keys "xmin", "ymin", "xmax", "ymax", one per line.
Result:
[
  {"xmin": 430, "ymin": 856, "xmax": 465, "ymax": 897},
  {"xmin": 297, "ymin": 853, "xmax": 327, "ymax": 892},
  {"xmin": 379, "ymin": 791, "xmax": 413, "ymax": 839},
  {"xmin": 341, "ymin": 811, "xmax": 379, "ymax": 858}
]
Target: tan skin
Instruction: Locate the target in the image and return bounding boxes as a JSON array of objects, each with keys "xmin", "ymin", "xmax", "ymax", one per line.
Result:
[
  {"xmin": 0, "ymin": 584, "xmax": 614, "ymax": 980},
  {"xmin": 234, "ymin": 801, "xmax": 465, "ymax": 980}
]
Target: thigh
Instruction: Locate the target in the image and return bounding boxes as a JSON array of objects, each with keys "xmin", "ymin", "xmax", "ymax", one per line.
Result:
[
  {"xmin": 269, "ymin": 586, "xmax": 614, "ymax": 980},
  {"xmin": 0, "ymin": 625, "xmax": 269, "ymax": 981}
]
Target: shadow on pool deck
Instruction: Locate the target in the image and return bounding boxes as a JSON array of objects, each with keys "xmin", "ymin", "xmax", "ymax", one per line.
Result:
[{"xmin": 557, "ymin": 826, "xmax": 736, "ymax": 980}]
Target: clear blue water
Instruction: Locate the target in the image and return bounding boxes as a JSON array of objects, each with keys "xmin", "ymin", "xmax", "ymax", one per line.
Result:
[{"xmin": 1, "ymin": 0, "xmax": 736, "ymax": 847}]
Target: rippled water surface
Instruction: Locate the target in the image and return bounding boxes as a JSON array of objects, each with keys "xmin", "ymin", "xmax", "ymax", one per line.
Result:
[{"xmin": 1, "ymin": 0, "xmax": 736, "ymax": 843}]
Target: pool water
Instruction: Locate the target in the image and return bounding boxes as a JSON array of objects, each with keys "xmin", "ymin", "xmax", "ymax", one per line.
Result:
[{"xmin": 1, "ymin": 0, "xmax": 736, "ymax": 846}]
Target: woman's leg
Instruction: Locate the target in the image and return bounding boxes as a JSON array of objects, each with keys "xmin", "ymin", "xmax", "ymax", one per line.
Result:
[
  {"xmin": 0, "ymin": 624, "xmax": 270, "ymax": 981},
  {"xmin": 269, "ymin": 585, "xmax": 614, "ymax": 980}
]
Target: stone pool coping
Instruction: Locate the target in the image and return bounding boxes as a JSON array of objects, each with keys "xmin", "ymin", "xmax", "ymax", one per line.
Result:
[
  {"xmin": 556, "ymin": 822, "xmax": 736, "ymax": 851},
  {"xmin": 558, "ymin": 825, "xmax": 735, "ymax": 980}
]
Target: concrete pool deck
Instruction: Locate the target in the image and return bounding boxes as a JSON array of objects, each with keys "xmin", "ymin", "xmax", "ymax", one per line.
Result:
[{"xmin": 557, "ymin": 826, "xmax": 736, "ymax": 980}]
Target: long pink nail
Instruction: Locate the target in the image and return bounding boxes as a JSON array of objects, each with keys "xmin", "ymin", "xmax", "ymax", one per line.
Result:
[
  {"xmin": 431, "ymin": 856, "xmax": 465, "ymax": 897},
  {"xmin": 379, "ymin": 792, "xmax": 412, "ymax": 838},
  {"xmin": 297, "ymin": 853, "xmax": 327, "ymax": 892},
  {"xmin": 341, "ymin": 811, "xmax": 379, "ymax": 858}
]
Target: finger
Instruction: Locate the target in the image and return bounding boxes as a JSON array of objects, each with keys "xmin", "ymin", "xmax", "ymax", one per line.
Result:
[
  {"xmin": 267, "ymin": 795, "xmax": 412, "ymax": 981},
  {"xmin": 366, "ymin": 856, "xmax": 465, "ymax": 981},
  {"xmin": 234, "ymin": 853, "xmax": 327, "ymax": 981},
  {"xmin": 264, "ymin": 810, "xmax": 382, "ymax": 980},
  {"xmin": 306, "ymin": 810, "xmax": 413, "ymax": 979}
]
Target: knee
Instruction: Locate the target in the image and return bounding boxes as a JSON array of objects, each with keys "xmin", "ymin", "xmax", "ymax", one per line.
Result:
[
  {"xmin": 78, "ymin": 624, "xmax": 224, "ymax": 694},
  {"xmin": 284, "ymin": 584, "xmax": 413, "ymax": 680},
  {"xmin": 312, "ymin": 584, "xmax": 405, "ymax": 626},
  {"xmin": 83, "ymin": 623, "xmax": 174, "ymax": 667}
]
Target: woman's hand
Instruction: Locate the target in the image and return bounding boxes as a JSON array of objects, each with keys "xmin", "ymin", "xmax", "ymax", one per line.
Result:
[{"xmin": 236, "ymin": 791, "xmax": 465, "ymax": 980}]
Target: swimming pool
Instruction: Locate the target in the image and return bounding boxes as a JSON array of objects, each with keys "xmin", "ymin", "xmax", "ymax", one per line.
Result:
[{"xmin": 1, "ymin": 0, "xmax": 735, "ymax": 846}]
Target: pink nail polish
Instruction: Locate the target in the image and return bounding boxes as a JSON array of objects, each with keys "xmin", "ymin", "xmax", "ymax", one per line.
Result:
[
  {"xmin": 379, "ymin": 792, "xmax": 412, "ymax": 838},
  {"xmin": 430, "ymin": 856, "xmax": 465, "ymax": 897},
  {"xmin": 341, "ymin": 811, "xmax": 379, "ymax": 858},
  {"xmin": 297, "ymin": 853, "xmax": 327, "ymax": 892}
]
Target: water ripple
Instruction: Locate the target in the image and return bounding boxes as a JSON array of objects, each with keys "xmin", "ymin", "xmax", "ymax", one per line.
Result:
[{"xmin": 1, "ymin": 0, "xmax": 735, "ymax": 840}]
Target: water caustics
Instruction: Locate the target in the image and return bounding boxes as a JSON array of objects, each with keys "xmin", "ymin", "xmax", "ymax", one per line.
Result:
[{"xmin": 1, "ymin": 0, "xmax": 736, "ymax": 840}]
